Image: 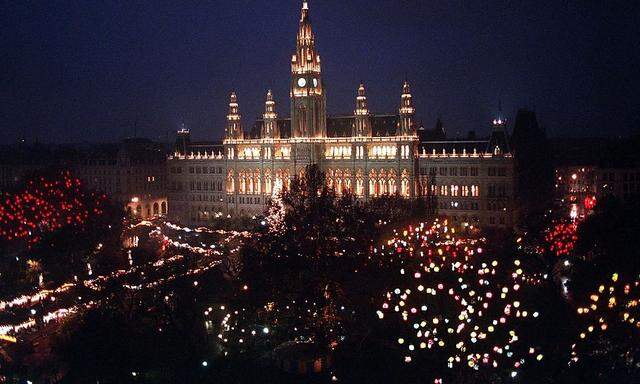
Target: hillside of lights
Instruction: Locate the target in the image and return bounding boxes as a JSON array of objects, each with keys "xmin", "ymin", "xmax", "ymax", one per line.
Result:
[
  {"xmin": 207, "ymin": 216, "xmax": 556, "ymax": 382},
  {"xmin": 374, "ymin": 220, "xmax": 545, "ymax": 382},
  {"xmin": 204, "ymin": 189, "xmax": 638, "ymax": 383}
]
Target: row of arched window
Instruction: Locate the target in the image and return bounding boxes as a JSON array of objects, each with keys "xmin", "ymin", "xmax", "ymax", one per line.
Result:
[
  {"xmin": 227, "ymin": 168, "xmax": 292, "ymax": 195},
  {"xmin": 326, "ymin": 168, "xmax": 411, "ymax": 197},
  {"xmin": 225, "ymin": 167, "xmax": 412, "ymax": 198}
]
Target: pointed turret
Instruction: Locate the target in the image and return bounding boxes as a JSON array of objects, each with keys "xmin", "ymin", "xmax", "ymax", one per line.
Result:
[
  {"xmin": 226, "ymin": 92, "xmax": 243, "ymax": 140},
  {"xmin": 353, "ymin": 83, "xmax": 371, "ymax": 137},
  {"xmin": 262, "ymin": 90, "xmax": 279, "ymax": 139},
  {"xmin": 398, "ymin": 81, "xmax": 416, "ymax": 136}
]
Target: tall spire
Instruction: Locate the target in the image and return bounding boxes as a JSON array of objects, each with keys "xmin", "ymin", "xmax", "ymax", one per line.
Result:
[
  {"xmin": 398, "ymin": 81, "xmax": 416, "ymax": 136},
  {"xmin": 262, "ymin": 90, "xmax": 279, "ymax": 139},
  {"xmin": 292, "ymin": 0, "xmax": 320, "ymax": 75},
  {"xmin": 354, "ymin": 83, "xmax": 371, "ymax": 137},
  {"xmin": 226, "ymin": 92, "xmax": 243, "ymax": 140},
  {"xmin": 290, "ymin": 0, "xmax": 326, "ymax": 139}
]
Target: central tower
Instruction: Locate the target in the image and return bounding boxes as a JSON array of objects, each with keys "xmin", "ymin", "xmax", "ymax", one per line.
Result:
[{"xmin": 291, "ymin": 1, "xmax": 326, "ymax": 139}]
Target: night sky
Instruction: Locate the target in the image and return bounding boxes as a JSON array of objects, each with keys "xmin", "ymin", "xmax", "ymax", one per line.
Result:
[{"xmin": 2, "ymin": 0, "xmax": 639, "ymax": 143}]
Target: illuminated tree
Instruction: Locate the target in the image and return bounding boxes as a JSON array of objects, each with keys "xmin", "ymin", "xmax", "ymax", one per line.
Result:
[
  {"xmin": 544, "ymin": 221, "xmax": 578, "ymax": 258},
  {"xmin": 0, "ymin": 169, "xmax": 121, "ymax": 288},
  {"xmin": 264, "ymin": 179, "xmax": 286, "ymax": 236},
  {"xmin": 0, "ymin": 170, "xmax": 107, "ymax": 247}
]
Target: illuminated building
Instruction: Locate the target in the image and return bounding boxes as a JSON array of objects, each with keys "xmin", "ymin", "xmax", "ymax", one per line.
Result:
[{"xmin": 167, "ymin": 1, "xmax": 515, "ymax": 228}]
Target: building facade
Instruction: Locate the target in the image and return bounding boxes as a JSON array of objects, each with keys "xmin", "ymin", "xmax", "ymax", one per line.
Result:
[
  {"xmin": 74, "ymin": 138, "xmax": 169, "ymax": 219},
  {"xmin": 555, "ymin": 165, "xmax": 639, "ymax": 219},
  {"xmin": 167, "ymin": 1, "xmax": 515, "ymax": 228},
  {"xmin": 552, "ymin": 136, "xmax": 640, "ymax": 219}
]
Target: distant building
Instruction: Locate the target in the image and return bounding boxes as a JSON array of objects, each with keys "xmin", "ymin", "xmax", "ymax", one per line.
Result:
[
  {"xmin": 73, "ymin": 138, "xmax": 168, "ymax": 219},
  {"xmin": 166, "ymin": 1, "xmax": 516, "ymax": 229},
  {"xmin": 552, "ymin": 137, "xmax": 640, "ymax": 218}
]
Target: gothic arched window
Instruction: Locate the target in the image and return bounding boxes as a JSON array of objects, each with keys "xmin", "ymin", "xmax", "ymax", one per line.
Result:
[
  {"xmin": 401, "ymin": 169, "xmax": 410, "ymax": 197},
  {"xmin": 227, "ymin": 170, "xmax": 235, "ymax": 194},
  {"xmin": 343, "ymin": 169, "xmax": 352, "ymax": 194},
  {"xmin": 369, "ymin": 169, "xmax": 377, "ymax": 196},
  {"xmin": 379, "ymin": 169, "xmax": 388, "ymax": 195},
  {"xmin": 356, "ymin": 169, "xmax": 364, "ymax": 197},
  {"xmin": 254, "ymin": 169, "xmax": 261, "ymax": 195},
  {"xmin": 265, "ymin": 169, "xmax": 272, "ymax": 195},
  {"xmin": 388, "ymin": 169, "xmax": 397, "ymax": 195}
]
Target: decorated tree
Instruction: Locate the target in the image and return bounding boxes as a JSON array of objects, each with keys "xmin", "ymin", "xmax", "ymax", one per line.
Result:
[
  {"xmin": 0, "ymin": 169, "xmax": 121, "ymax": 289},
  {"xmin": 264, "ymin": 179, "xmax": 286, "ymax": 236},
  {"xmin": 545, "ymin": 221, "xmax": 578, "ymax": 258},
  {"xmin": 0, "ymin": 170, "xmax": 110, "ymax": 247}
]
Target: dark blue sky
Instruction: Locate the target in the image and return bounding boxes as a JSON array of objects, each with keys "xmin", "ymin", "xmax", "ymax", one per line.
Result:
[{"xmin": 2, "ymin": 0, "xmax": 638, "ymax": 143}]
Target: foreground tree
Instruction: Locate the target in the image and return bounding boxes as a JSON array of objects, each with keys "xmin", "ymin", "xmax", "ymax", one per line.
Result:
[
  {"xmin": 218, "ymin": 165, "xmax": 423, "ymax": 377},
  {"xmin": 552, "ymin": 196, "xmax": 640, "ymax": 382},
  {"xmin": 52, "ymin": 279, "xmax": 210, "ymax": 383}
]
